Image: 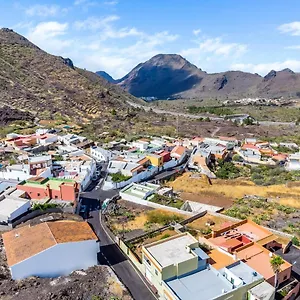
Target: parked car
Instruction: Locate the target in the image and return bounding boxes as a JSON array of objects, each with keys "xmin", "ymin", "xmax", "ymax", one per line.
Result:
[{"xmin": 80, "ymin": 205, "xmax": 87, "ymax": 213}]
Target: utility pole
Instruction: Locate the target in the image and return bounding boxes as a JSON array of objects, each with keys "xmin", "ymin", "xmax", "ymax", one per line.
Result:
[{"xmin": 176, "ymin": 114, "xmax": 179, "ymax": 137}]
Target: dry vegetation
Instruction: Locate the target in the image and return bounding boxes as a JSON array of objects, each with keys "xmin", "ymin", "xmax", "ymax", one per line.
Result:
[
  {"xmin": 107, "ymin": 201, "xmax": 187, "ymax": 240},
  {"xmin": 169, "ymin": 172, "xmax": 300, "ymax": 209},
  {"xmin": 187, "ymin": 214, "xmax": 238, "ymax": 235}
]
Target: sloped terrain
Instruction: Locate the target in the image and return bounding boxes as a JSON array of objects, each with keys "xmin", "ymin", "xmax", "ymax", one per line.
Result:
[
  {"xmin": 103, "ymin": 53, "xmax": 300, "ymax": 100},
  {"xmin": 0, "ymin": 28, "xmax": 139, "ymax": 120}
]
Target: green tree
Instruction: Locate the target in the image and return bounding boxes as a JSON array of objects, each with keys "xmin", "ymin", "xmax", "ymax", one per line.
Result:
[{"xmin": 270, "ymin": 255, "xmax": 284, "ymax": 288}]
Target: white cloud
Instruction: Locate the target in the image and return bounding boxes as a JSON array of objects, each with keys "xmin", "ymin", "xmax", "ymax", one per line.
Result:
[
  {"xmin": 182, "ymin": 37, "xmax": 247, "ymax": 57},
  {"xmin": 285, "ymin": 45, "xmax": 300, "ymax": 50},
  {"xmin": 27, "ymin": 22, "xmax": 72, "ymax": 54},
  {"xmin": 193, "ymin": 29, "xmax": 201, "ymax": 36},
  {"xmin": 278, "ymin": 21, "xmax": 300, "ymax": 36},
  {"xmin": 104, "ymin": 1, "xmax": 118, "ymax": 5},
  {"xmin": 25, "ymin": 4, "xmax": 63, "ymax": 17},
  {"xmin": 79, "ymin": 31, "xmax": 179, "ymax": 78},
  {"xmin": 74, "ymin": 0, "xmax": 88, "ymax": 5},
  {"xmin": 231, "ymin": 60, "xmax": 300, "ymax": 75},
  {"xmin": 73, "ymin": 15, "xmax": 119, "ymax": 30},
  {"xmin": 73, "ymin": 0, "xmax": 98, "ymax": 9}
]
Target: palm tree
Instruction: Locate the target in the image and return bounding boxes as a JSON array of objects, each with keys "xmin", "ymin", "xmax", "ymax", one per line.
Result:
[{"xmin": 270, "ymin": 255, "xmax": 285, "ymax": 289}]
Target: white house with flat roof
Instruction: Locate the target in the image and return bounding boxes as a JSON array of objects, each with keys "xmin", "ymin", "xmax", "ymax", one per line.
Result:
[
  {"xmin": 120, "ymin": 182, "xmax": 160, "ymax": 204},
  {"xmin": 142, "ymin": 233, "xmax": 265, "ymax": 300},
  {"xmin": 285, "ymin": 153, "xmax": 300, "ymax": 171},
  {"xmin": 90, "ymin": 146, "xmax": 113, "ymax": 162},
  {"xmin": 0, "ymin": 188, "xmax": 30, "ymax": 225}
]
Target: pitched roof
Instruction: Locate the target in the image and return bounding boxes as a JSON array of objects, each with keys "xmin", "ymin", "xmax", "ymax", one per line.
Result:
[
  {"xmin": 242, "ymin": 144, "xmax": 260, "ymax": 150},
  {"xmin": 2, "ymin": 221, "xmax": 97, "ymax": 266},
  {"xmin": 171, "ymin": 145, "xmax": 186, "ymax": 156}
]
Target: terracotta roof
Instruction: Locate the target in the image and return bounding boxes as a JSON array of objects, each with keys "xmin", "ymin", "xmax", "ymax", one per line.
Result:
[
  {"xmin": 2, "ymin": 221, "xmax": 97, "ymax": 267},
  {"xmin": 236, "ymin": 243, "xmax": 291, "ymax": 280},
  {"xmin": 242, "ymin": 144, "xmax": 260, "ymax": 150},
  {"xmin": 208, "ymin": 249, "xmax": 234, "ymax": 270},
  {"xmin": 171, "ymin": 145, "xmax": 186, "ymax": 156},
  {"xmin": 47, "ymin": 221, "xmax": 97, "ymax": 243},
  {"xmin": 137, "ymin": 157, "xmax": 150, "ymax": 165}
]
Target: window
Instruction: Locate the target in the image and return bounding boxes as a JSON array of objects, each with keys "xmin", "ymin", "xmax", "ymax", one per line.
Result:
[
  {"xmin": 155, "ymin": 269, "xmax": 158, "ymax": 276},
  {"xmin": 144, "ymin": 256, "xmax": 151, "ymax": 267},
  {"xmin": 37, "ymin": 193, "xmax": 40, "ymax": 196},
  {"xmin": 55, "ymin": 195, "xmax": 58, "ymax": 199},
  {"xmin": 283, "ymin": 275, "xmax": 287, "ymax": 281}
]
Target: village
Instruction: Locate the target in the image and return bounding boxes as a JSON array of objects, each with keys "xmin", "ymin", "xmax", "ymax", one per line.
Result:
[{"xmin": 0, "ymin": 126, "xmax": 299, "ymax": 300}]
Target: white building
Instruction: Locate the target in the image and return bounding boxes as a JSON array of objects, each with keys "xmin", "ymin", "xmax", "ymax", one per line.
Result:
[
  {"xmin": 55, "ymin": 155, "xmax": 96, "ymax": 191},
  {"xmin": 0, "ymin": 188, "xmax": 30, "ymax": 224},
  {"xmin": 132, "ymin": 140, "xmax": 149, "ymax": 151},
  {"xmin": 90, "ymin": 146, "xmax": 113, "ymax": 162},
  {"xmin": 37, "ymin": 134, "xmax": 58, "ymax": 145},
  {"xmin": 2, "ymin": 221, "xmax": 99, "ymax": 280},
  {"xmin": 285, "ymin": 153, "xmax": 300, "ymax": 171},
  {"xmin": 58, "ymin": 134, "xmax": 87, "ymax": 146},
  {"xmin": 0, "ymin": 164, "xmax": 31, "ymax": 181}
]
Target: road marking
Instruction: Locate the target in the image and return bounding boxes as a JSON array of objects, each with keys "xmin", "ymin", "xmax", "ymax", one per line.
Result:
[{"xmin": 99, "ymin": 212, "xmax": 157, "ymax": 299}]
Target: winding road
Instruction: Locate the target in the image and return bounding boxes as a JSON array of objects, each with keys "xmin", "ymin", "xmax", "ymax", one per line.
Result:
[
  {"xmin": 126, "ymin": 101, "xmax": 296, "ymax": 127},
  {"xmin": 88, "ymin": 210, "xmax": 157, "ymax": 300}
]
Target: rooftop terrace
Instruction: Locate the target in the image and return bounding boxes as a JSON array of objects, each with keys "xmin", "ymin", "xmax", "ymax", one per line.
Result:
[
  {"xmin": 166, "ymin": 266, "xmax": 232, "ymax": 300},
  {"xmin": 145, "ymin": 234, "xmax": 198, "ymax": 268},
  {"xmin": 19, "ymin": 177, "xmax": 75, "ymax": 190}
]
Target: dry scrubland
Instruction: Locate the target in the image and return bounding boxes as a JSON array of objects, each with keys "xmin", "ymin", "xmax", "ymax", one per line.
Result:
[{"xmin": 169, "ymin": 172, "xmax": 300, "ymax": 208}]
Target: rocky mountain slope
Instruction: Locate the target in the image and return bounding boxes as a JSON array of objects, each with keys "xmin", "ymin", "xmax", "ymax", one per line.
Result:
[
  {"xmin": 98, "ymin": 54, "xmax": 300, "ymax": 100},
  {"xmin": 95, "ymin": 71, "xmax": 117, "ymax": 83},
  {"xmin": 0, "ymin": 28, "xmax": 139, "ymax": 120}
]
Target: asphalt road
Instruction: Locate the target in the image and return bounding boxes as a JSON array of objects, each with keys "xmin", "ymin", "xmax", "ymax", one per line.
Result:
[
  {"xmin": 88, "ymin": 210, "xmax": 157, "ymax": 300},
  {"xmin": 127, "ymin": 101, "xmax": 296, "ymax": 127}
]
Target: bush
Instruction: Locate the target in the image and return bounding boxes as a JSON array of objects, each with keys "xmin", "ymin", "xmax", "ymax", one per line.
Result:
[
  {"xmin": 187, "ymin": 106, "xmax": 234, "ymax": 116},
  {"xmin": 32, "ymin": 203, "xmax": 58, "ymax": 211},
  {"xmin": 110, "ymin": 172, "xmax": 131, "ymax": 183},
  {"xmin": 146, "ymin": 211, "xmax": 183, "ymax": 225},
  {"xmin": 292, "ymin": 236, "xmax": 300, "ymax": 246},
  {"xmin": 216, "ymin": 161, "xmax": 240, "ymax": 179},
  {"xmin": 160, "ymin": 234, "xmax": 171, "ymax": 240}
]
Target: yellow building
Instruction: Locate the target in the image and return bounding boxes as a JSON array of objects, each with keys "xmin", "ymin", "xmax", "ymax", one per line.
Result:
[
  {"xmin": 146, "ymin": 153, "xmax": 163, "ymax": 167},
  {"xmin": 141, "ymin": 233, "xmax": 268, "ymax": 300}
]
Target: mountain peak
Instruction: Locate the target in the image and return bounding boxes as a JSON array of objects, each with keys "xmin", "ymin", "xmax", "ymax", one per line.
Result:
[
  {"xmin": 264, "ymin": 70, "xmax": 277, "ymax": 80},
  {"xmin": 147, "ymin": 54, "xmax": 202, "ymax": 70},
  {"xmin": 96, "ymin": 71, "xmax": 117, "ymax": 83},
  {"xmin": 281, "ymin": 68, "xmax": 294, "ymax": 74},
  {"xmin": 0, "ymin": 27, "xmax": 39, "ymax": 49}
]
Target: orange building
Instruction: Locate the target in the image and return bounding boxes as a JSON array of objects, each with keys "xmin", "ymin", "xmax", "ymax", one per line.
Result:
[
  {"xmin": 208, "ymin": 219, "xmax": 292, "ymax": 287},
  {"xmin": 17, "ymin": 177, "xmax": 80, "ymax": 203}
]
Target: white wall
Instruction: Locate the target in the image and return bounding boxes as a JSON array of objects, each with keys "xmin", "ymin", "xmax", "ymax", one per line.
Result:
[
  {"xmin": 0, "ymin": 169, "xmax": 30, "ymax": 181},
  {"xmin": 10, "ymin": 240, "xmax": 99, "ymax": 280},
  {"xmin": 119, "ymin": 191, "xmax": 193, "ymax": 216},
  {"xmin": 9, "ymin": 201, "xmax": 31, "ymax": 222}
]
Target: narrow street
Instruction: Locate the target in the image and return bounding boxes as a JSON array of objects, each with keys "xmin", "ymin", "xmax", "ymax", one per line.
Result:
[
  {"xmin": 79, "ymin": 163, "xmax": 157, "ymax": 300},
  {"xmin": 88, "ymin": 210, "xmax": 157, "ymax": 300}
]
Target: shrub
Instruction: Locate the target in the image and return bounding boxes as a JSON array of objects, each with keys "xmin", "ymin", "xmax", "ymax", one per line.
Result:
[
  {"xmin": 110, "ymin": 172, "xmax": 131, "ymax": 183},
  {"xmin": 160, "ymin": 234, "xmax": 171, "ymax": 240},
  {"xmin": 292, "ymin": 236, "xmax": 300, "ymax": 246},
  {"xmin": 32, "ymin": 203, "xmax": 58, "ymax": 211},
  {"xmin": 146, "ymin": 211, "xmax": 183, "ymax": 225}
]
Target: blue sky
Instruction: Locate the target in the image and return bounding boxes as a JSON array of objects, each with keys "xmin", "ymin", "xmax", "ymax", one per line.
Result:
[{"xmin": 1, "ymin": 0, "xmax": 300, "ymax": 78}]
